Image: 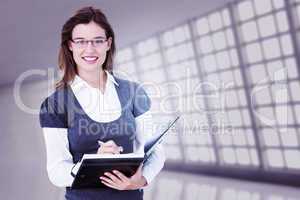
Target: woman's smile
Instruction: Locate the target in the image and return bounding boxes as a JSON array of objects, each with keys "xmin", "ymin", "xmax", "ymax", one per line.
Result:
[{"xmin": 82, "ymin": 56, "xmax": 99, "ymax": 64}]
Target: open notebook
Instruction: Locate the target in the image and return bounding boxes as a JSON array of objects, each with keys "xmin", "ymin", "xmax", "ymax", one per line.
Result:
[{"xmin": 71, "ymin": 116, "xmax": 180, "ymax": 189}]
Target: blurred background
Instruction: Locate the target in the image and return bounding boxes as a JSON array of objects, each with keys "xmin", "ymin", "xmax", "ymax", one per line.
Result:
[{"xmin": 1, "ymin": 0, "xmax": 300, "ymax": 199}]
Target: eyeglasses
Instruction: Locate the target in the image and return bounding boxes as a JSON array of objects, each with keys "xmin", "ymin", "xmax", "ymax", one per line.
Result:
[{"xmin": 71, "ymin": 38, "xmax": 108, "ymax": 48}]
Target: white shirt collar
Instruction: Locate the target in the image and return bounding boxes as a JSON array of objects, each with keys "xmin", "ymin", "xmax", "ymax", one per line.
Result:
[{"xmin": 70, "ymin": 70, "xmax": 119, "ymax": 90}]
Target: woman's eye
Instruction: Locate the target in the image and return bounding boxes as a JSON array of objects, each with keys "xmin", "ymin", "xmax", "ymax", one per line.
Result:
[{"xmin": 94, "ymin": 40, "xmax": 104, "ymax": 44}]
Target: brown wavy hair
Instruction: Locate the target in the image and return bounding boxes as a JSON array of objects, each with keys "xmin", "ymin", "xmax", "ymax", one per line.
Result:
[{"xmin": 56, "ymin": 6, "xmax": 116, "ymax": 89}]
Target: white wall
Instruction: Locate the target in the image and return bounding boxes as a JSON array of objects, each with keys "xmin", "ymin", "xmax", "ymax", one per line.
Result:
[{"xmin": 0, "ymin": 80, "xmax": 65, "ymax": 200}]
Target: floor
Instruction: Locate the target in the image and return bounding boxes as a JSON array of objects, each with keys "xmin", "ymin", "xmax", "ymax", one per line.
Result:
[{"xmin": 143, "ymin": 171, "xmax": 300, "ymax": 200}]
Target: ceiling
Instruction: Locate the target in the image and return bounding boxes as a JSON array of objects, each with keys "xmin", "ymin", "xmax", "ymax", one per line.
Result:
[{"xmin": 0, "ymin": 0, "xmax": 232, "ymax": 86}]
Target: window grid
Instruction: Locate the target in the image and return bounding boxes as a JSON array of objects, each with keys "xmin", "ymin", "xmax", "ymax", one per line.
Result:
[
  {"xmin": 133, "ymin": 38, "xmax": 184, "ymax": 161},
  {"xmin": 114, "ymin": 47, "xmax": 139, "ymax": 81},
  {"xmin": 236, "ymin": 0, "xmax": 300, "ymax": 172},
  {"xmin": 194, "ymin": 6, "xmax": 261, "ymax": 167},
  {"xmin": 160, "ymin": 23, "xmax": 217, "ymax": 164},
  {"xmin": 115, "ymin": 0, "xmax": 300, "ymax": 174}
]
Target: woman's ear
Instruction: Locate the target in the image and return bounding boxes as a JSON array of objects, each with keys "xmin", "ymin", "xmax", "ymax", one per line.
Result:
[
  {"xmin": 68, "ymin": 41, "xmax": 73, "ymax": 52},
  {"xmin": 106, "ymin": 37, "xmax": 112, "ymax": 51}
]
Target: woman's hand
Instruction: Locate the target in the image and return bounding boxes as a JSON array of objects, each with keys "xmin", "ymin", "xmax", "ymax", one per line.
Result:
[
  {"xmin": 97, "ymin": 140, "xmax": 123, "ymax": 154},
  {"xmin": 99, "ymin": 165, "xmax": 148, "ymax": 190}
]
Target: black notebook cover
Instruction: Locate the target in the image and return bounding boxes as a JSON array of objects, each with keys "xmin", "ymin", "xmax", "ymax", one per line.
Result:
[
  {"xmin": 71, "ymin": 156, "xmax": 144, "ymax": 189},
  {"xmin": 71, "ymin": 116, "xmax": 180, "ymax": 189}
]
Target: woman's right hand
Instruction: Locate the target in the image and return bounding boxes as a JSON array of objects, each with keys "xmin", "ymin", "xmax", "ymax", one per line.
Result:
[{"xmin": 97, "ymin": 140, "xmax": 123, "ymax": 154}]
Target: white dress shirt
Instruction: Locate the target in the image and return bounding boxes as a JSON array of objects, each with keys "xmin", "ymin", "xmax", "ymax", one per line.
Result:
[{"xmin": 42, "ymin": 71, "xmax": 165, "ymax": 187}]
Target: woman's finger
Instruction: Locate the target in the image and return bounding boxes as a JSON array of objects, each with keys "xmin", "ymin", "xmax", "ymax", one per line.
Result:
[
  {"xmin": 103, "ymin": 172, "xmax": 122, "ymax": 183},
  {"xmin": 113, "ymin": 170, "xmax": 128, "ymax": 181}
]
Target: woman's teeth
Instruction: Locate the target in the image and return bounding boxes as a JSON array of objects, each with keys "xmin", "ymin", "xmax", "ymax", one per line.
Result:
[{"xmin": 82, "ymin": 56, "xmax": 98, "ymax": 61}]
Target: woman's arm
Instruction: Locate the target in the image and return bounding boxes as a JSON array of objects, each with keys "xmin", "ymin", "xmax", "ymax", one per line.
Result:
[
  {"xmin": 42, "ymin": 127, "xmax": 79, "ymax": 187},
  {"xmin": 135, "ymin": 111, "xmax": 166, "ymax": 185},
  {"xmin": 100, "ymin": 111, "xmax": 166, "ymax": 190}
]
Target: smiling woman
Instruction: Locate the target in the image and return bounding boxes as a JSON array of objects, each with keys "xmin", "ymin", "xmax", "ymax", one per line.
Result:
[
  {"xmin": 56, "ymin": 7, "xmax": 116, "ymax": 90},
  {"xmin": 39, "ymin": 6, "xmax": 165, "ymax": 200}
]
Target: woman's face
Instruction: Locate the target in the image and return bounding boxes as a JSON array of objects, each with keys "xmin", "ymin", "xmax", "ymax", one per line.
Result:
[{"xmin": 69, "ymin": 21, "xmax": 112, "ymax": 73}]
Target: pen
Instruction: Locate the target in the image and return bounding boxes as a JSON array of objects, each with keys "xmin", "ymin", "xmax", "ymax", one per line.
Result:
[{"xmin": 98, "ymin": 140, "xmax": 104, "ymax": 146}]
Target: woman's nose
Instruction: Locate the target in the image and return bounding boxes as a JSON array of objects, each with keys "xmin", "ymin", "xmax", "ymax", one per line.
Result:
[{"xmin": 85, "ymin": 42, "xmax": 96, "ymax": 52}]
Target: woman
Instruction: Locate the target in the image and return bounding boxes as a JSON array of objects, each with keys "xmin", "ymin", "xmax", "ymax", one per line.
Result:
[{"xmin": 39, "ymin": 6, "xmax": 165, "ymax": 200}]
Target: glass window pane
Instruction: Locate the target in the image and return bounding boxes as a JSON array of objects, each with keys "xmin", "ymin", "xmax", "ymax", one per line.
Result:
[
  {"xmin": 168, "ymin": 60, "xmax": 197, "ymax": 80},
  {"xmin": 275, "ymin": 105, "xmax": 294, "ymax": 125},
  {"xmin": 162, "ymin": 31, "xmax": 173, "ymax": 47},
  {"xmin": 256, "ymin": 107, "xmax": 277, "ymax": 126},
  {"xmin": 226, "ymin": 29, "xmax": 235, "ymax": 46},
  {"xmin": 262, "ymin": 129, "xmax": 280, "ymax": 146},
  {"xmin": 236, "ymin": 148, "xmax": 251, "ymax": 165},
  {"xmin": 139, "ymin": 53, "xmax": 162, "ymax": 70},
  {"xmin": 212, "ymin": 31, "xmax": 227, "ymax": 50},
  {"xmin": 280, "ymin": 129, "xmax": 299, "ymax": 147},
  {"xmin": 253, "ymin": 88, "xmax": 272, "ymax": 105},
  {"xmin": 161, "ymin": 25, "xmax": 190, "ymax": 47},
  {"xmin": 199, "ymin": 147, "xmax": 214, "ymax": 162},
  {"xmin": 222, "ymin": 9, "xmax": 231, "ymax": 26},
  {"xmin": 173, "ymin": 25, "xmax": 190, "ymax": 43},
  {"xmin": 250, "ymin": 64, "xmax": 267, "ymax": 84},
  {"xmin": 280, "ymin": 34, "xmax": 294, "ymax": 56},
  {"xmin": 258, "ymin": 15, "xmax": 277, "ymax": 37},
  {"xmin": 203, "ymin": 55, "xmax": 218, "ymax": 72},
  {"xmin": 219, "ymin": 71, "xmax": 234, "ymax": 86},
  {"xmin": 219, "ymin": 134, "xmax": 233, "ymax": 146},
  {"xmin": 285, "ymin": 58, "xmax": 298, "ymax": 79},
  {"xmin": 233, "ymin": 69, "xmax": 243, "ymax": 87},
  {"xmin": 276, "ymin": 11, "xmax": 289, "ymax": 33},
  {"xmin": 196, "ymin": 17, "xmax": 210, "ymax": 36},
  {"xmin": 230, "ymin": 49, "xmax": 239, "ymax": 66},
  {"xmin": 273, "ymin": 0, "xmax": 284, "ymax": 9},
  {"xmin": 165, "ymin": 43, "xmax": 194, "ymax": 64},
  {"xmin": 222, "ymin": 148, "xmax": 237, "ymax": 164},
  {"xmin": 290, "ymin": 81, "xmax": 300, "ymax": 101},
  {"xmin": 232, "ymin": 131, "xmax": 247, "ymax": 146},
  {"xmin": 242, "ymin": 110, "xmax": 251, "ymax": 126},
  {"xmin": 246, "ymin": 131, "xmax": 255, "ymax": 146},
  {"xmin": 254, "ymin": 0, "xmax": 272, "ymax": 15},
  {"xmin": 284, "ymin": 150, "xmax": 300, "ymax": 169},
  {"xmin": 185, "ymin": 147, "xmax": 201, "ymax": 162},
  {"xmin": 245, "ymin": 42, "xmax": 263, "ymax": 63},
  {"xmin": 136, "ymin": 38, "xmax": 159, "ymax": 56},
  {"xmin": 165, "ymin": 146, "xmax": 182, "ymax": 160},
  {"xmin": 266, "ymin": 149, "xmax": 284, "ymax": 168},
  {"xmin": 216, "ymin": 51, "xmax": 231, "ymax": 70},
  {"xmin": 262, "ymin": 38, "xmax": 281, "ymax": 60},
  {"xmin": 238, "ymin": 90, "xmax": 247, "ymax": 106},
  {"xmin": 238, "ymin": 1, "xmax": 255, "ymax": 21},
  {"xmin": 227, "ymin": 110, "xmax": 243, "ymax": 126},
  {"xmin": 115, "ymin": 48, "xmax": 133, "ymax": 63},
  {"xmin": 266, "ymin": 60, "xmax": 285, "ymax": 82},
  {"xmin": 250, "ymin": 149, "xmax": 259, "ymax": 166},
  {"xmin": 140, "ymin": 68, "xmax": 166, "ymax": 83},
  {"xmin": 295, "ymin": 106, "xmax": 300, "ymax": 124},
  {"xmin": 272, "ymin": 85, "xmax": 289, "ymax": 104},
  {"xmin": 225, "ymin": 90, "xmax": 239, "ymax": 107},
  {"xmin": 198, "ymin": 36, "xmax": 214, "ymax": 54},
  {"xmin": 209, "ymin": 12, "xmax": 223, "ymax": 31},
  {"xmin": 115, "ymin": 61, "xmax": 136, "ymax": 77},
  {"xmin": 241, "ymin": 21, "xmax": 259, "ymax": 42}
]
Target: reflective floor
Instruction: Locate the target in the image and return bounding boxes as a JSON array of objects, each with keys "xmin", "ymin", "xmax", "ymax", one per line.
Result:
[{"xmin": 144, "ymin": 171, "xmax": 300, "ymax": 200}]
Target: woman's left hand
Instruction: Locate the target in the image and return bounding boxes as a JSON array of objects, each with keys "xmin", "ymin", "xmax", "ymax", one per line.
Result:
[{"xmin": 99, "ymin": 165, "xmax": 147, "ymax": 190}]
